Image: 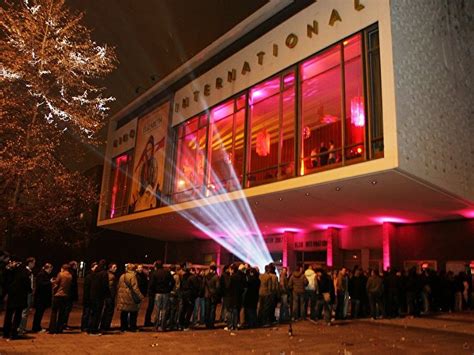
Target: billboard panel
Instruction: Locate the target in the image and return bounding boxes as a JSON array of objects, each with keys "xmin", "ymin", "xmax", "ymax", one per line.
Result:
[{"xmin": 128, "ymin": 101, "xmax": 169, "ymax": 212}]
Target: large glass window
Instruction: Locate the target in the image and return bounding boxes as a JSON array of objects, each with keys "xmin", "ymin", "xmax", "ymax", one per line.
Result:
[
  {"xmin": 174, "ymin": 113, "xmax": 208, "ymax": 203},
  {"xmin": 108, "ymin": 151, "xmax": 133, "ymax": 218},
  {"xmin": 247, "ymin": 71, "xmax": 295, "ymax": 186},
  {"xmin": 300, "ymin": 45, "xmax": 342, "ymax": 174},
  {"xmin": 207, "ymin": 95, "xmax": 246, "ymax": 195},
  {"xmin": 367, "ymin": 27, "xmax": 384, "ymax": 158},
  {"xmin": 343, "ymin": 33, "xmax": 365, "ymax": 163},
  {"xmin": 300, "ymin": 33, "xmax": 367, "ymax": 175},
  {"xmin": 169, "ymin": 26, "xmax": 382, "ymax": 205}
]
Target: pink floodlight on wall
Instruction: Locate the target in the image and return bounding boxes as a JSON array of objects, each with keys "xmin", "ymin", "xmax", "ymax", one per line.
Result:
[
  {"xmin": 249, "ymin": 77, "xmax": 280, "ymax": 105},
  {"xmin": 110, "ymin": 154, "xmax": 128, "ymax": 219},
  {"xmin": 458, "ymin": 209, "xmax": 474, "ymax": 218},
  {"xmin": 350, "ymin": 96, "xmax": 365, "ymax": 127},
  {"xmin": 315, "ymin": 223, "xmax": 346, "ymax": 230},
  {"xmin": 373, "ymin": 216, "xmax": 410, "ymax": 224},
  {"xmin": 211, "ymin": 100, "xmax": 233, "ymax": 122}
]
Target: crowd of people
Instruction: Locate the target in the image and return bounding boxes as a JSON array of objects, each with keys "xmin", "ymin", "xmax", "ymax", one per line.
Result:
[{"xmin": 1, "ymin": 254, "xmax": 473, "ymax": 340}]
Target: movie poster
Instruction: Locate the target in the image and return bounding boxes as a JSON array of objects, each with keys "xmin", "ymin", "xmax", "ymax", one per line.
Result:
[{"xmin": 128, "ymin": 101, "xmax": 169, "ymax": 212}]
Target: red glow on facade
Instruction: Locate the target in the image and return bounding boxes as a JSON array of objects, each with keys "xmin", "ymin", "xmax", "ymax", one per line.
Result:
[
  {"xmin": 315, "ymin": 223, "xmax": 346, "ymax": 230},
  {"xmin": 110, "ymin": 154, "xmax": 128, "ymax": 219},
  {"xmin": 276, "ymin": 227, "xmax": 303, "ymax": 234},
  {"xmin": 458, "ymin": 209, "xmax": 474, "ymax": 218},
  {"xmin": 373, "ymin": 216, "xmax": 410, "ymax": 224}
]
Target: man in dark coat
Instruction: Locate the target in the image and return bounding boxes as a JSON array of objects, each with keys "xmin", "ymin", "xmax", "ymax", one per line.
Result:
[
  {"xmin": 32, "ymin": 263, "xmax": 53, "ymax": 332},
  {"xmin": 349, "ymin": 268, "xmax": 366, "ymax": 318},
  {"xmin": 226, "ymin": 264, "xmax": 245, "ymax": 331},
  {"xmin": 178, "ymin": 267, "xmax": 200, "ymax": 330},
  {"xmin": 148, "ymin": 260, "xmax": 174, "ymax": 331},
  {"xmin": 204, "ymin": 265, "xmax": 220, "ymax": 329},
  {"xmin": 316, "ymin": 268, "xmax": 333, "ymax": 325},
  {"xmin": 100, "ymin": 263, "xmax": 118, "ymax": 331},
  {"xmin": 18, "ymin": 257, "xmax": 35, "ymax": 335},
  {"xmin": 143, "ymin": 263, "xmax": 156, "ymax": 327},
  {"xmin": 81, "ymin": 262, "xmax": 97, "ymax": 332},
  {"xmin": 2, "ymin": 257, "xmax": 32, "ymax": 339},
  {"xmin": 243, "ymin": 267, "xmax": 260, "ymax": 328},
  {"xmin": 88, "ymin": 260, "xmax": 110, "ymax": 334}
]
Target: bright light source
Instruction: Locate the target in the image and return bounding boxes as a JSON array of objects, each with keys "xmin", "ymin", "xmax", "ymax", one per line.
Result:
[{"xmin": 165, "ymin": 126, "xmax": 273, "ymax": 271}]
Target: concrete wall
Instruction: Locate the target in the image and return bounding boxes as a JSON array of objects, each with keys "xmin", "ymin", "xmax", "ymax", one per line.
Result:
[
  {"xmin": 391, "ymin": 219, "xmax": 474, "ymax": 270},
  {"xmin": 184, "ymin": 219, "xmax": 473, "ymax": 271},
  {"xmin": 391, "ymin": 0, "xmax": 474, "ymax": 202}
]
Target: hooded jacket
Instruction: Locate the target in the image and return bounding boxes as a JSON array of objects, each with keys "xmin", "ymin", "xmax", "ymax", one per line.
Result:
[
  {"xmin": 289, "ymin": 270, "xmax": 308, "ymax": 294},
  {"xmin": 304, "ymin": 268, "xmax": 317, "ymax": 292}
]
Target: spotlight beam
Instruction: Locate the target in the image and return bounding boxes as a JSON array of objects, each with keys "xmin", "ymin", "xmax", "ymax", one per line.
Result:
[{"xmin": 165, "ymin": 126, "xmax": 273, "ymax": 270}]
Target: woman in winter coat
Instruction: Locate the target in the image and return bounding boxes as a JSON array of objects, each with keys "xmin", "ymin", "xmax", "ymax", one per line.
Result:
[{"xmin": 116, "ymin": 263, "xmax": 144, "ymax": 332}]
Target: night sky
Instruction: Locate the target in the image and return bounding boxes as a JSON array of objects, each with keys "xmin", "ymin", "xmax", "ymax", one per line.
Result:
[{"xmin": 67, "ymin": 0, "xmax": 268, "ymax": 171}]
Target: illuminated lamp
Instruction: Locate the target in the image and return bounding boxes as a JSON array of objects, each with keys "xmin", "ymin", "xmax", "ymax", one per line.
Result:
[
  {"xmin": 303, "ymin": 126, "xmax": 311, "ymax": 139},
  {"xmin": 350, "ymin": 96, "xmax": 365, "ymax": 127},
  {"xmin": 373, "ymin": 216, "xmax": 409, "ymax": 224},
  {"xmin": 224, "ymin": 152, "xmax": 232, "ymax": 165},
  {"xmin": 322, "ymin": 114, "xmax": 338, "ymax": 124},
  {"xmin": 177, "ymin": 179, "xmax": 186, "ymax": 188},
  {"xmin": 256, "ymin": 128, "xmax": 270, "ymax": 157},
  {"xmin": 357, "ymin": 147, "xmax": 363, "ymax": 154},
  {"xmin": 315, "ymin": 224, "xmax": 346, "ymax": 230},
  {"xmin": 458, "ymin": 209, "xmax": 474, "ymax": 218}
]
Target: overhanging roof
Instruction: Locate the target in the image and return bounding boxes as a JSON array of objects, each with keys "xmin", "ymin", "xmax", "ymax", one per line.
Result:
[{"xmin": 99, "ymin": 169, "xmax": 473, "ymax": 241}]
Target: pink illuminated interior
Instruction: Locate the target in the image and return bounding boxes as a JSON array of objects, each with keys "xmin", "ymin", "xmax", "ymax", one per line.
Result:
[
  {"xmin": 175, "ymin": 114, "xmax": 207, "ymax": 202},
  {"xmin": 248, "ymin": 72, "xmax": 295, "ymax": 186},
  {"xmin": 300, "ymin": 34, "xmax": 365, "ymax": 174},
  {"xmin": 208, "ymin": 95, "xmax": 246, "ymax": 194},
  {"xmin": 173, "ymin": 33, "xmax": 371, "ymax": 198}
]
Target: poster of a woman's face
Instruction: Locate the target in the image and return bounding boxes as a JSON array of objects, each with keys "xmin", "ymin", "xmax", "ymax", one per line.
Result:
[
  {"xmin": 129, "ymin": 102, "xmax": 169, "ymax": 213},
  {"xmin": 133, "ymin": 135, "xmax": 158, "ymax": 211},
  {"xmin": 139, "ymin": 136, "xmax": 157, "ymax": 196}
]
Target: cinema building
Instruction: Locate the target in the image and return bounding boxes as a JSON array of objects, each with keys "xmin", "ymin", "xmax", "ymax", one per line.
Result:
[{"xmin": 98, "ymin": 0, "xmax": 474, "ymax": 272}]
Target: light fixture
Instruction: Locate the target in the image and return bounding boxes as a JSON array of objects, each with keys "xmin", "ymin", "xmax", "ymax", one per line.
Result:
[
  {"xmin": 305, "ymin": 192, "xmax": 310, "ymax": 196},
  {"xmin": 256, "ymin": 128, "xmax": 270, "ymax": 156},
  {"xmin": 371, "ymin": 180, "xmax": 377, "ymax": 185},
  {"xmin": 350, "ymin": 96, "xmax": 365, "ymax": 127},
  {"xmin": 335, "ymin": 186, "xmax": 341, "ymax": 191},
  {"xmin": 303, "ymin": 126, "xmax": 311, "ymax": 139},
  {"xmin": 278, "ymin": 197, "xmax": 283, "ymax": 201}
]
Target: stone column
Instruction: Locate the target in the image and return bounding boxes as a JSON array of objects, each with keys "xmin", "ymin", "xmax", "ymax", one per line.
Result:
[
  {"xmin": 325, "ymin": 227, "xmax": 342, "ymax": 268},
  {"xmin": 382, "ymin": 222, "xmax": 396, "ymax": 271},
  {"xmin": 282, "ymin": 231, "xmax": 296, "ymax": 271}
]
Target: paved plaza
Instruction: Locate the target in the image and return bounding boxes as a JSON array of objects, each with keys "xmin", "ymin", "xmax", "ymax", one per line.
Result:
[{"xmin": 1, "ymin": 307, "xmax": 473, "ymax": 354}]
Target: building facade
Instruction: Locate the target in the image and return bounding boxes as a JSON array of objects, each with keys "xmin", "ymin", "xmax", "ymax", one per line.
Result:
[{"xmin": 98, "ymin": 0, "xmax": 474, "ymax": 272}]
